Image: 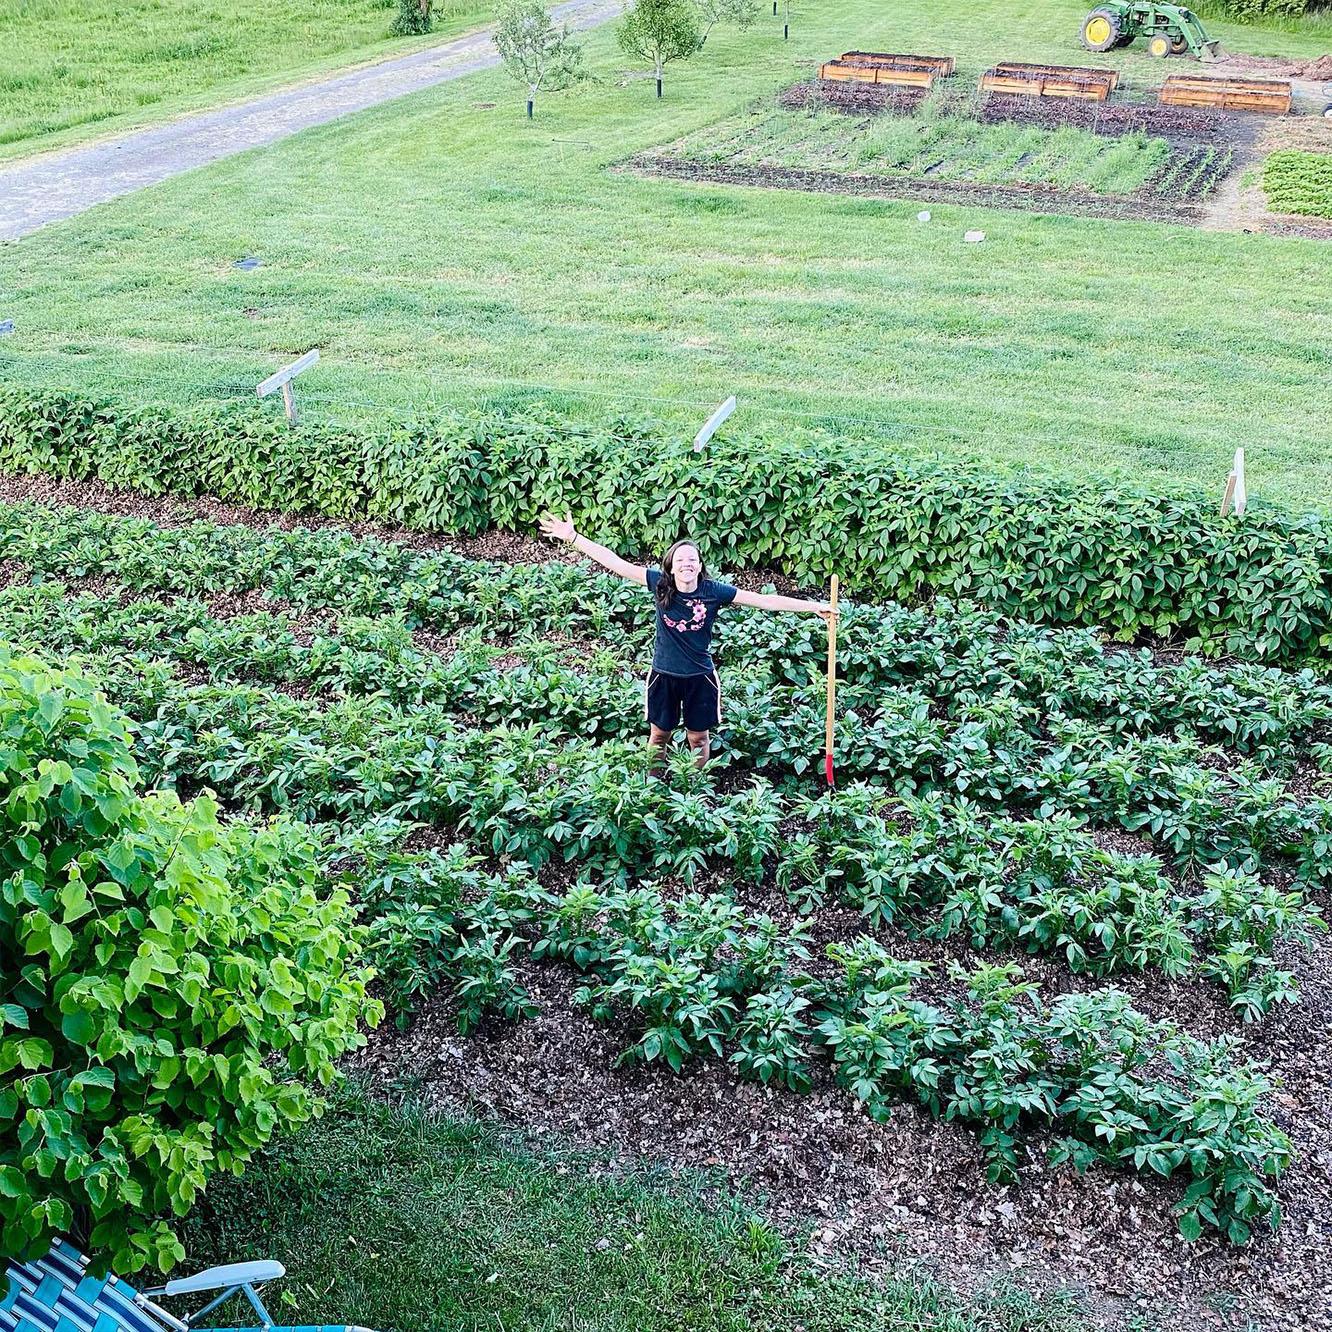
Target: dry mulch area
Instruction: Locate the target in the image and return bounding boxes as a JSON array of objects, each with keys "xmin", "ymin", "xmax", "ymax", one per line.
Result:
[
  {"xmin": 0, "ymin": 472, "xmax": 580, "ymax": 568},
  {"xmin": 778, "ymin": 81, "xmax": 929, "ymax": 116},
  {"xmin": 350, "ymin": 920, "xmax": 1332, "ymax": 1332},
  {"xmin": 1216, "ymin": 52, "xmax": 1332, "ymax": 81}
]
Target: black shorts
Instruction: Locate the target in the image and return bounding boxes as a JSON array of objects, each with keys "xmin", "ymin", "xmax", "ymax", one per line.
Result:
[{"xmin": 646, "ymin": 669, "xmax": 722, "ymax": 733}]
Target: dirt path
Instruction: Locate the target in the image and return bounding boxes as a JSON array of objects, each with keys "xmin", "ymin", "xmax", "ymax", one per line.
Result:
[
  {"xmin": 1198, "ymin": 115, "xmax": 1266, "ymax": 233},
  {"xmin": 0, "ymin": 0, "xmax": 621, "ymax": 244},
  {"xmin": 1201, "ymin": 107, "xmax": 1332, "ymax": 234}
]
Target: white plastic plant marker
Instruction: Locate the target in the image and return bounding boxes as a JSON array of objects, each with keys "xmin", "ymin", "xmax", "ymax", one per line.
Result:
[
  {"xmin": 693, "ymin": 395, "xmax": 737, "ymax": 453},
  {"xmin": 1220, "ymin": 448, "xmax": 1248, "ymax": 518},
  {"xmin": 964, "ymin": 230, "xmax": 985, "ymax": 243}
]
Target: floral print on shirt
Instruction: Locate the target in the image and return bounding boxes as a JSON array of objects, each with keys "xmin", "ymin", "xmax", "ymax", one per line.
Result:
[{"xmin": 663, "ymin": 600, "xmax": 709, "ymax": 632}]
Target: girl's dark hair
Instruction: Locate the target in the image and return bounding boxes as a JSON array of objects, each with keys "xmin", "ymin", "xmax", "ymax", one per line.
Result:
[{"xmin": 655, "ymin": 539, "xmax": 707, "ymax": 609}]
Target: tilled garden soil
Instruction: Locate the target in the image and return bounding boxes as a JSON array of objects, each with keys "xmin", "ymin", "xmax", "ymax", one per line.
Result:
[
  {"xmin": 631, "ymin": 155, "xmax": 1209, "ymax": 224},
  {"xmin": 351, "ymin": 923, "xmax": 1332, "ymax": 1332},
  {"xmin": 779, "ymin": 80, "xmax": 1227, "ymax": 141},
  {"xmin": 975, "ymin": 93, "xmax": 1225, "ymax": 142}
]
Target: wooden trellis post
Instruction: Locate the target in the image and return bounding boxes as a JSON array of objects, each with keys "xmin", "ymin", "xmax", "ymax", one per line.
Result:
[{"xmin": 257, "ymin": 349, "xmax": 320, "ymax": 425}]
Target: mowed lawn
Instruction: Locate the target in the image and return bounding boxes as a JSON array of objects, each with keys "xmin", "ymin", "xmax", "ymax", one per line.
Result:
[
  {"xmin": 184, "ymin": 1092, "xmax": 1088, "ymax": 1332},
  {"xmin": 1, "ymin": 0, "xmax": 1330, "ymax": 505},
  {"xmin": 0, "ymin": 0, "xmax": 490, "ymax": 158}
]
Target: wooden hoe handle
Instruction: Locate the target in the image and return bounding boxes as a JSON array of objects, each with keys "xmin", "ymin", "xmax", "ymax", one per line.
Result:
[{"xmin": 825, "ymin": 575, "xmax": 838, "ymax": 788}]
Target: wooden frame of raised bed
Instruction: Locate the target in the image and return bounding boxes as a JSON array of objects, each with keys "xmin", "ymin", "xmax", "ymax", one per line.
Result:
[
  {"xmin": 816, "ymin": 51, "xmax": 954, "ymax": 90},
  {"xmin": 839, "ymin": 51, "xmax": 956, "ymax": 76},
  {"xmin": 1159, "ymin": 74, "xmax": 1292, "ymax": 115},
  {"xmin": 993, "ymin": 61, "xmax": 1119, "ymax": 92},
  {"xmin": 979, "ymin": 63, "xmax": 1117, "ymax": 102}
]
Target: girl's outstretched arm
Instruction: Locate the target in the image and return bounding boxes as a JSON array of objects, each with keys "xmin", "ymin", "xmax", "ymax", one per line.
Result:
[
  {"xmin": 538, "ymin": 512, "xmax": 648, "ymax": 585},
  {"xmin": 733, "ymin": 588, "xmax": 834, "ymax": 619}
]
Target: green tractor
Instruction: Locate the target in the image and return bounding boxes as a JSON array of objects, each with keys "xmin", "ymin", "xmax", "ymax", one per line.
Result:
[{"xmin": 1080, "ymin": 2, "xmax": 1222, "ymax": 60}]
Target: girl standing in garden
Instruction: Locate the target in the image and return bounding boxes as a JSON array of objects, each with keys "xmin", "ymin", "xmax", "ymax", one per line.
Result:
[{"xmin": 539, "ymin": 513, "xmax": 833, "ymax": 771}]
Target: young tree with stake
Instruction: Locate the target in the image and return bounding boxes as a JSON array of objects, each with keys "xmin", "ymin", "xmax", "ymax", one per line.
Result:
[
  {"xmin": 494, "ymin": 0, "xmax": 585, "ymax": 119},
  {"xmin": 618, "ymin": 0, "xmax": 701, "ymax": 99},
  {"xmin": 695, "ymin": 0, "xmax": 760, "ymax": 47}
]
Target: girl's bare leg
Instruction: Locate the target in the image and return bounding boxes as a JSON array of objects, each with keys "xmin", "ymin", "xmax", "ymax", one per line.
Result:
[
  {"xmin": 647, "ymin": 724, "xmax": 672, "ymax": 777},
  {"xmin": 686, "ymin": 729, "xmax": 710, "ymax": 769}
]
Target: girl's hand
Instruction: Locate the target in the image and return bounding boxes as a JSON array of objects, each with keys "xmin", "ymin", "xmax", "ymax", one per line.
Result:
[
  {"xmin": 539, "ymin": 512, "xmax": 576, "ymax": 543},
  {"xmin": 814, "ymin": 602, "xmax": 837, "ymax": 622}
]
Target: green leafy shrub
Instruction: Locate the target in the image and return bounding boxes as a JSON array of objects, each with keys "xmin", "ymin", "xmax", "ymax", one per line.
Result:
[
  {"xmin": 1196, "ymin": 0, "xmax": 1323, "ymax": 21},
  {"xmin": 390, "ymin": 0, "xmax": 433, "ymax": 35},
  {"xmin": 6, "ymin": 387, "xmax": 1332, "ymax": 662},
  {"xmin": 0, "ymin": 650, "xmax": 379, "ymax": 1272},
  {"xmin": 1262, "ymin": 150, "xmax": 1332, "ymax": 220}
]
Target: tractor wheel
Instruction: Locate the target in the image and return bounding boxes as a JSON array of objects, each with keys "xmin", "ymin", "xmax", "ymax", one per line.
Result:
[
  {"xmin": 1147, "ymin": 33, "xmax": 1172, "ymax": 58},
  {"xmin": 1081, "ymin": 7, "xmax": 1122, "ymax": 52},
  {"xmin": 1169, "ymin": 32, "xmax": 1190, "ymax": 55}
]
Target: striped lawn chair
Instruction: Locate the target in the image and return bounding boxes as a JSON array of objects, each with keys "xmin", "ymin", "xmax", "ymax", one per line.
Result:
[{"xmin": 1, "ymin": 1238, "xmax": 375, "ymax": 1332}]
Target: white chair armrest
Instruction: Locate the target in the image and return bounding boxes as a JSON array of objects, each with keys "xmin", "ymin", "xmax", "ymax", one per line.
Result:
[{"xmin": 164, "ymin": 1261, "xmax": 285, "ymax": 1296}]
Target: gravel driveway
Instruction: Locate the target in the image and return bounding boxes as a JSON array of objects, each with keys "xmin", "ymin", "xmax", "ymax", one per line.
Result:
[{"xmin": 0, "ymin": 0, "xmax": 622, "ymax": 243}]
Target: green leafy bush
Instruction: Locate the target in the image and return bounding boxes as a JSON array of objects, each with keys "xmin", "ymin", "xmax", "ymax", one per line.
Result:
[
  {"xmin": 1263, "ymin": 150, "xmax": 1332, "ymax": 220},
  {"xmin": 1196, "ymin": 0, "xmax": 1323, "ymax": 21},
  {"xmin": 0, "ymin": 650, "xmax": 379, "ymax": 1272},
  {"xmin": 390, "ymin": 0, "xmax": 433, "ymax": 35},
  {"xmin": 5, "ymin": 387, "xmax": 1332, "ymax": 662}
]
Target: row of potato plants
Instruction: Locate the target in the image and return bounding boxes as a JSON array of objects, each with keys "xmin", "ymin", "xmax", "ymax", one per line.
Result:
[
  {"xmin": 4, "ymin": 386, "xmax": 1332, "ymax": 661},
  {"xmin": 24, "ymin": 643, "xmax": 1321, "ymax": 1018},
  {"xmin": 6, "ymin": 500, "xmax": 1332, "ymax": 763},
  {"xmin": 0, "ymin": 640, "xmax": 1291, "ymax": 1249},
  {"xmin": 319, "ymin": 821, "xmax": 1289, "ymax": 1245},
  {"xmin": 7, "ymin": 586, "xmax": 1332, "ymax": 904}
]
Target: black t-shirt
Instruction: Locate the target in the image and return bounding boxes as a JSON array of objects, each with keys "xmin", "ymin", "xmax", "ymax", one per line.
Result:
[{"xmin": 646, "ymin": 568, "xmax": 738, "ymax": 676}]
